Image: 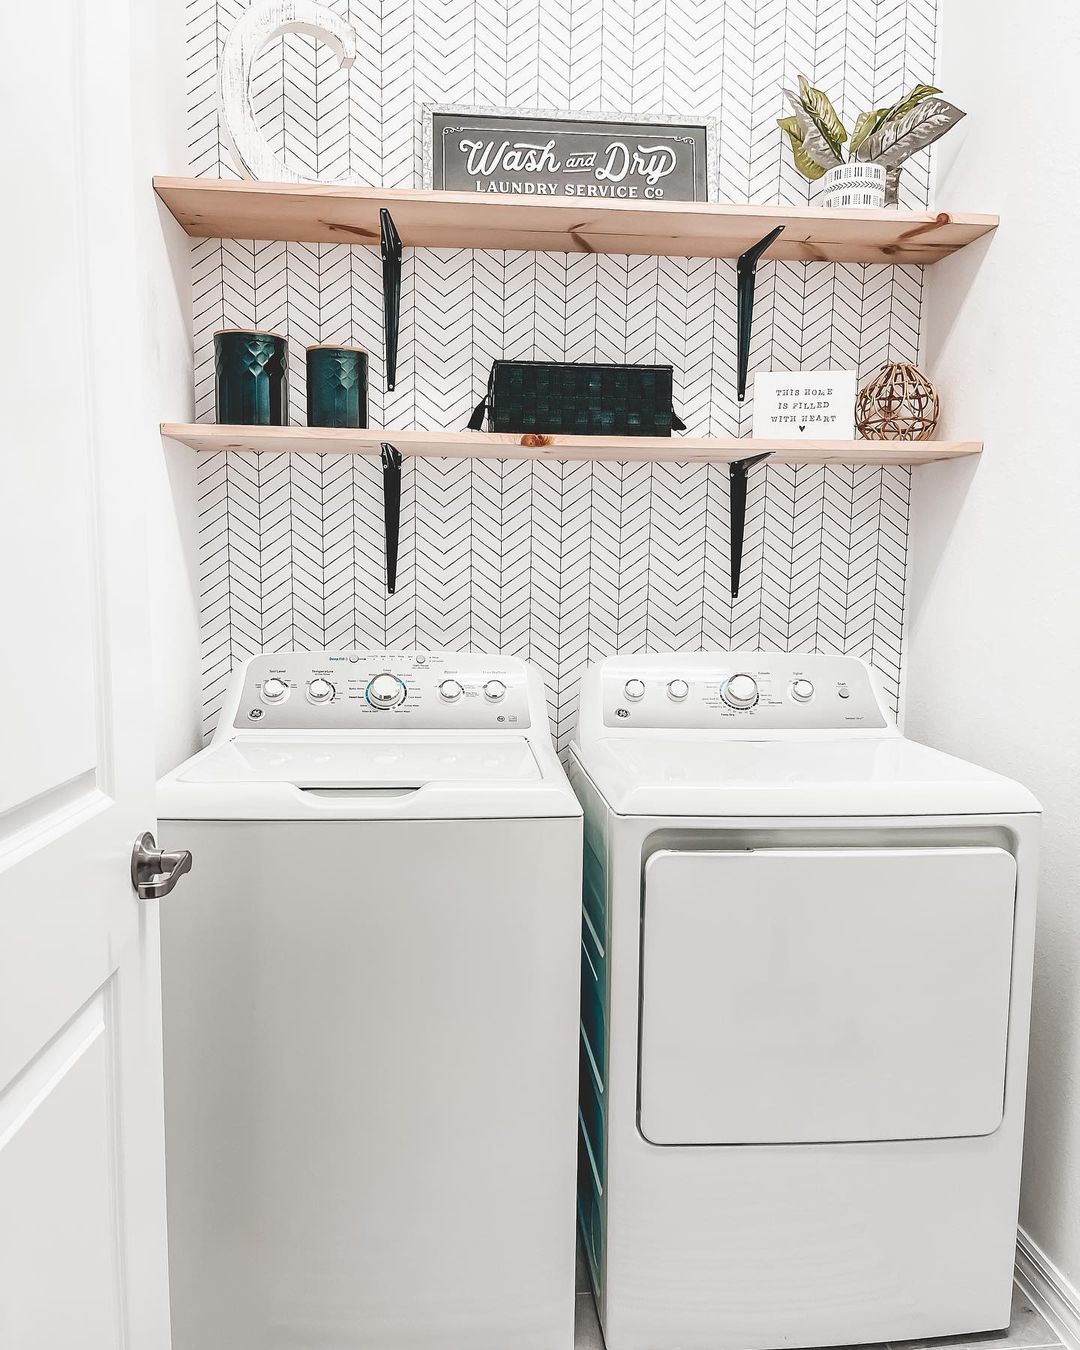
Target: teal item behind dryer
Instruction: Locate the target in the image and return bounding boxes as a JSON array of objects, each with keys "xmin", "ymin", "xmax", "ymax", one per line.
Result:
[
  {"xmin": 577, "ymin": 835, "xmax": 609, "ymax": 1294},
  {"xmin": 306, "ymin": 345, "xmax": 368, "ymax": 428},
  {"xmin": 214, "ymin": 330, "xmax": 288, "ymax": 425}
]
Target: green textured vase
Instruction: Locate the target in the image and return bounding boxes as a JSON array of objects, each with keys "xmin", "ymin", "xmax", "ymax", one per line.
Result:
[
  {"xmin": 214, "ymin": 330, "xmax": 288, "ymax": 425},
  {"xmin": 306, "ymin": 345, "xmax": 368, "ymax": 428}
]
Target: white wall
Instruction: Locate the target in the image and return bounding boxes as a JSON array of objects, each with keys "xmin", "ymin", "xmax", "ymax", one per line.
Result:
[
  {"xmin": 908, "ymin": 0, "xmax": 1080, "ymax": 1292},
  {"xmin": 128, "ymin": 0, "xmax": 201, "ymax": 773}
]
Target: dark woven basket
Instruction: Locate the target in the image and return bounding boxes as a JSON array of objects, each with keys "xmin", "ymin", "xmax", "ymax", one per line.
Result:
[{"xmin": 469, "ymin": 361, "xmax": 684, "ymax": 437}]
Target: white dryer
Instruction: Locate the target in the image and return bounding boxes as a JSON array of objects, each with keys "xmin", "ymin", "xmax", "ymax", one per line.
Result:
[
  {"xmin": 568, "ymin": 651, "xmax": 1040, "ymax": 1350},
  {"xmin": 157, "ymin": 651, "xmax": 581, "ymax": 1350}
]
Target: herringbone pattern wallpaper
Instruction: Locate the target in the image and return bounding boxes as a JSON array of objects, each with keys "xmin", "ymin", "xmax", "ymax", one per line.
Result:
[{"xmin": 189, "ymin": 0, "xmax": 935, "ymax": 745}]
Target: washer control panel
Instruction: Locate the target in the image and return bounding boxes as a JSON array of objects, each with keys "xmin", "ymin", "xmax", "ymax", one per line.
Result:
[
  {"xmin": 233, "ymin": 652, "xmax": 531, "ymax": 730},
  {"xmin": 601, "ymin": 653, "xmax": 887, "ymax": 730}
]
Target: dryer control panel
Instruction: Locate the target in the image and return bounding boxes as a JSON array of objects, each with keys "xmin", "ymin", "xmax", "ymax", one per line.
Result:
[
  {"xmin": 231, "ymin": 652, "xmax": 532, "ymax": 730},
  {"xmin": 596, "ymin": 652, "xmax": 888, "ymax": 731}
]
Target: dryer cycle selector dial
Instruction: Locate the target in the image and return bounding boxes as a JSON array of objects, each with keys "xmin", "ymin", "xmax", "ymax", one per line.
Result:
[
  {"xmin": 261, "ymin": 677, "xmax": 289, "ymax": 703},
  {"xmin": 722, "ymin": 673, "xmax": 759, "ymax": 709},
  {"xmin": 366, "ymin": 673, "xmax": 407, "ymax": 708},
  {"xmin": 307, "ymin": 678, "xmax": 335, "ymax": 703}
]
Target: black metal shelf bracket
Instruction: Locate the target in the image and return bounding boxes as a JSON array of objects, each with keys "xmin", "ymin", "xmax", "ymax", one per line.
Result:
[
  {"xmin": 380, "ymin": 208, "xmax": 402, "ymax": 392},
  {"xmin": 381, "ymin": 442, "xmax": 403, "ymax": 595},
  {"xmin": 728, "ymin": 451, "xmax": 771, "ymax": 598},
  {"xmin": 736, "ymin": 224, "xmax": 785, "ymax": 403}
]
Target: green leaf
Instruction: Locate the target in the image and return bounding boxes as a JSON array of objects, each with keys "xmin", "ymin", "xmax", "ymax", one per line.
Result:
[
  {"xmin": 884, "ymin": 83, "xmax": 941, "ymax": 124},
  {"xmin": 789, "ymin": 73, "xmax": 847, "ymax": 158},
  {"xmin": 802, "ymin": 85, "xmax": 848, "ymax": 147},
  {"xmin": 864, "ymin": 97, "xmax": 966, "ymax": 169},
  {"xmin": 850, "ymin": 107, "xmax": 889, "ymax": 155},
  {"xmin": 782, "ymin": 90, "xmax": 843, "ymax": 170},
  {"xmin": 795, "ymin": 108, "xmax": 843, "ymax": 170},
  {"xmin": 777, "ymin": 115, "xmax": 828, "ymax": 180},
  {"xmin": 855, "ymin": 85, "xmax": 943, "ymax": 158}
]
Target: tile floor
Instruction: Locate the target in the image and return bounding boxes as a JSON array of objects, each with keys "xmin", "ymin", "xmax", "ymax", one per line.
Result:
[{"xmin": 573, "ymin": 1273, "xmax": 1062, "ymax": 1350}]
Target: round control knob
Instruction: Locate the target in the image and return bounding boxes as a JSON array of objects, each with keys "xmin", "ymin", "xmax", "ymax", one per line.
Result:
[
  {"xmin": 623, "ymin": 678, "xmax": 646, "ymax": 702},
  {"xmin": 307, "ymin": 677, "xmax": 335, "ymax": 703},
  {"xmin": 667, "ymin": 678, "xmax": 690, "ymax": 701},
  {"xmin": 366, "ymin": 673, "xmax": 407, "ymax": 708},
  {"xmin": 790, "ymin": 678, "xmax": 815, "ymax": 703},
  {"xmin": 262, "ymin": 677, "xmax": 288, "ymax": 703},
  {"xmin": 722, "ymin": 673, "xmax": 759, "ymax": 709},
  {"xmin": 438, "ymin": 678, "xmax": 464, "ymax": 703},
  {"xmin": 483, "ymin": 679, "xmax": 507, "ymax": 702}
]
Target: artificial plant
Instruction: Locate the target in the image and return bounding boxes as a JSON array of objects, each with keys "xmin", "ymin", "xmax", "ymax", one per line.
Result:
[{"xmin": 778, "ymin": 75, "xmax": 965, "ymax": 204}]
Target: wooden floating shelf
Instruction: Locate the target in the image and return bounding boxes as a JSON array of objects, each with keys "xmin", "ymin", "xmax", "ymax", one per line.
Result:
[
  {"xmin": 153, "ymin": 177, "xmax": 997, "ymax": 266},
  {"xmin": 162, "ymin": 424, "xmax": 982, "ymax": 467}
]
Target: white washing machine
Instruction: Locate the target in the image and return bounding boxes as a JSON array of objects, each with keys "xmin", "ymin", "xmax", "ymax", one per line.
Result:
[
  {"xmin": 568, "ymin": 651, "xmax": 1040, "ymax": 1350},
  {"xmin": 157, "ymin": 651, "xmax": 582, "ymax": 1350}
]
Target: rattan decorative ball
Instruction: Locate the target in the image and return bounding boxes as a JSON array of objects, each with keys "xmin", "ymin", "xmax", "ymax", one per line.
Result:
[{"xmin": 856, "ymin": 362, "xmax": 940, "ymax": 441}]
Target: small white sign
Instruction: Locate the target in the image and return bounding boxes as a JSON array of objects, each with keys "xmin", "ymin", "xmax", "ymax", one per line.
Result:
[{"xmin": 752, "ymin": 370, "xmax": 856, "ymax": 439}]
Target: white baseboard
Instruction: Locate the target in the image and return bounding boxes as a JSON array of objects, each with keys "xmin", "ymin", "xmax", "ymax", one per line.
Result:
[{"xmin": 1016, "ymin": 1226, "xmax": 1080, "ymax": 1350}]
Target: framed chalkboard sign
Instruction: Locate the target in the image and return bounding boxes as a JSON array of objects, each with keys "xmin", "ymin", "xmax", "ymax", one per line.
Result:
[{"xmin": 422, "ymin": 105, "xmax": 716, "ymax": 203}]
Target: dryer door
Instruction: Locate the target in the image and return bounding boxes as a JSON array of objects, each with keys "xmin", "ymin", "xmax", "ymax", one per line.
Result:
[{"xmin": 638, "ymin": 847, "xmax": 1016, "ymax": 1145}]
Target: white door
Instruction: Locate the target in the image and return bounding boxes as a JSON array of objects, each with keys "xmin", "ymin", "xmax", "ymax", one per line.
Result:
[
  {"xmin": 639, "ymin": 847, "xmax": 1017, "ymax": 1145},
  {"xmin": 0, "ymin": 3, "xmax": 174, "ymax": 1347}
]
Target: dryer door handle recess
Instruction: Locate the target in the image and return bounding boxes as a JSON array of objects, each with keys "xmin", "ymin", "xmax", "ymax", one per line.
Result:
[{"xmin": 131, "ymin": 831, "xmax": 193, "ymax": 900}]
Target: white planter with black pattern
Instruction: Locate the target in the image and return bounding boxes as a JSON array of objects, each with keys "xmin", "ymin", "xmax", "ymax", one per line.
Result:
[{"xmin": 820, "ymin": 162, "xmax": 887, "ymax": 209}]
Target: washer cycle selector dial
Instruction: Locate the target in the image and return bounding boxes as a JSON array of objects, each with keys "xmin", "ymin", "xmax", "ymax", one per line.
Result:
[
  {"xmin": 623, "ymin": 678, "xmax": 646, "ymax": 702},
  {"xmin": 790, "ymin": 678, "xmax": 815, "ymax": 703},
  {"xmin": 722, "ymin": 673, "xmax": 759, "ymax": 709},
  {"xmin": 483, "ymin": 679, "xmax": 507, "ymax": 702},
  {"xmin": 438, "ymin": 678, "xmax": 464, "ymax": 703},
  {"xmin": 667, "ymin": 678, "xmax": 690, "ymax": 701},
  {"xmin": 261, "ymin": 677, "xmax": 289, "ymax": 703},
  {"xmin": 366, "ymin": 673, "xmax": 407, "ymax": 708},
  {"xmin": 307, "ymin": 678, "xmax": 335, "ymax": 703}
]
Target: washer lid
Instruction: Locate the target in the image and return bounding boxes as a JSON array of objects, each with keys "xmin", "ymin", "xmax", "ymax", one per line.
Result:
[
  {"xmin": 158, "ymin": 735, "xmax": 581, "ymax": 820},
  {"xmin": 573, "ymin": 735, "xmax": 1039, "ymax": 817},
  {"xmin": 179, "ymin": 736, "xmax": 541, "ymax": 785}
]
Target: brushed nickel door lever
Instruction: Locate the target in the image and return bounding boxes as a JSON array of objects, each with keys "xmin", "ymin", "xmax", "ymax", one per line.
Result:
[{"xmin": 131, "ymin": 831, "xmax": 193, "ymax": 900}]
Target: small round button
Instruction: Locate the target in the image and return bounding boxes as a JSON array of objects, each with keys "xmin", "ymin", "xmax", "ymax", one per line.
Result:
[
  {"xmin": 307, "ymin": 678, "xmax": 335, "ymax": 703},
  {"xmin": 790, "ymin": 678, "xmax": 815, "ymax": 703},
  {"xmin": 366, "ymin": 673, "xmax": 407, "ymax": 708},
  {"xmin": 837, "ymin": 685, "xmax": 851, "ymax": 700},
  {"xmin": 667, "ymin": 678, "xmax": 690, "ymax": 701},
  {"xmin": 623, "ymin": 678, "xmax": 646, "ymax": 702},
  {"xmin": 439, "ymin": 678, "xmax": 464, "ymax": 703},
  {"xmin": 262, "ymin": 677, "xmax": 288, "ymax": 703},
  {"xmin": 722, "ymin": 673, "xmax": 759, "ymax": 709},
  {"xmin": 483, "ymin": 679, "xmax": 507, "ymax": 702}
]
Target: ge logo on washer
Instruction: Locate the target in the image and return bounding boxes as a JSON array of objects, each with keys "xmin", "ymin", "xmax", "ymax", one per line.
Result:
[
  {"xmin": 615, "ymin": 707, "xmax": 630, "ymax": 718},
  {"xmin": 248, "ymin": 708, "xmax": 264, "ymax": 720}
]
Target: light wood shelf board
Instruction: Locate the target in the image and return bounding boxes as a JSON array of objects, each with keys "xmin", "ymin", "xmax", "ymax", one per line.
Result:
[
  {"xmin": 153, "ymin": 177, "xmax": 997, "ymax": 265},
  {"xmin": 162, "ymin": 423, "xmax": 982, "ymax": 466}
]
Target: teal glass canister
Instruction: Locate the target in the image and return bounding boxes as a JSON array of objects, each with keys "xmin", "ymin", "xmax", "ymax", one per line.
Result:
[
  {"xmin": 306, "ymin": 345, "xmax": 368, "ymax": 428},
  {"xmin": 214, "ymin": 330, "xmax": 288, "ymax": 425}
]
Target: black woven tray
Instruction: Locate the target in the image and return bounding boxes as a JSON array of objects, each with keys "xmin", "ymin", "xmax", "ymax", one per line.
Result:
[{"xmin": 469, "ymin": 360, "xmax": 684, "ymax": 437}]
